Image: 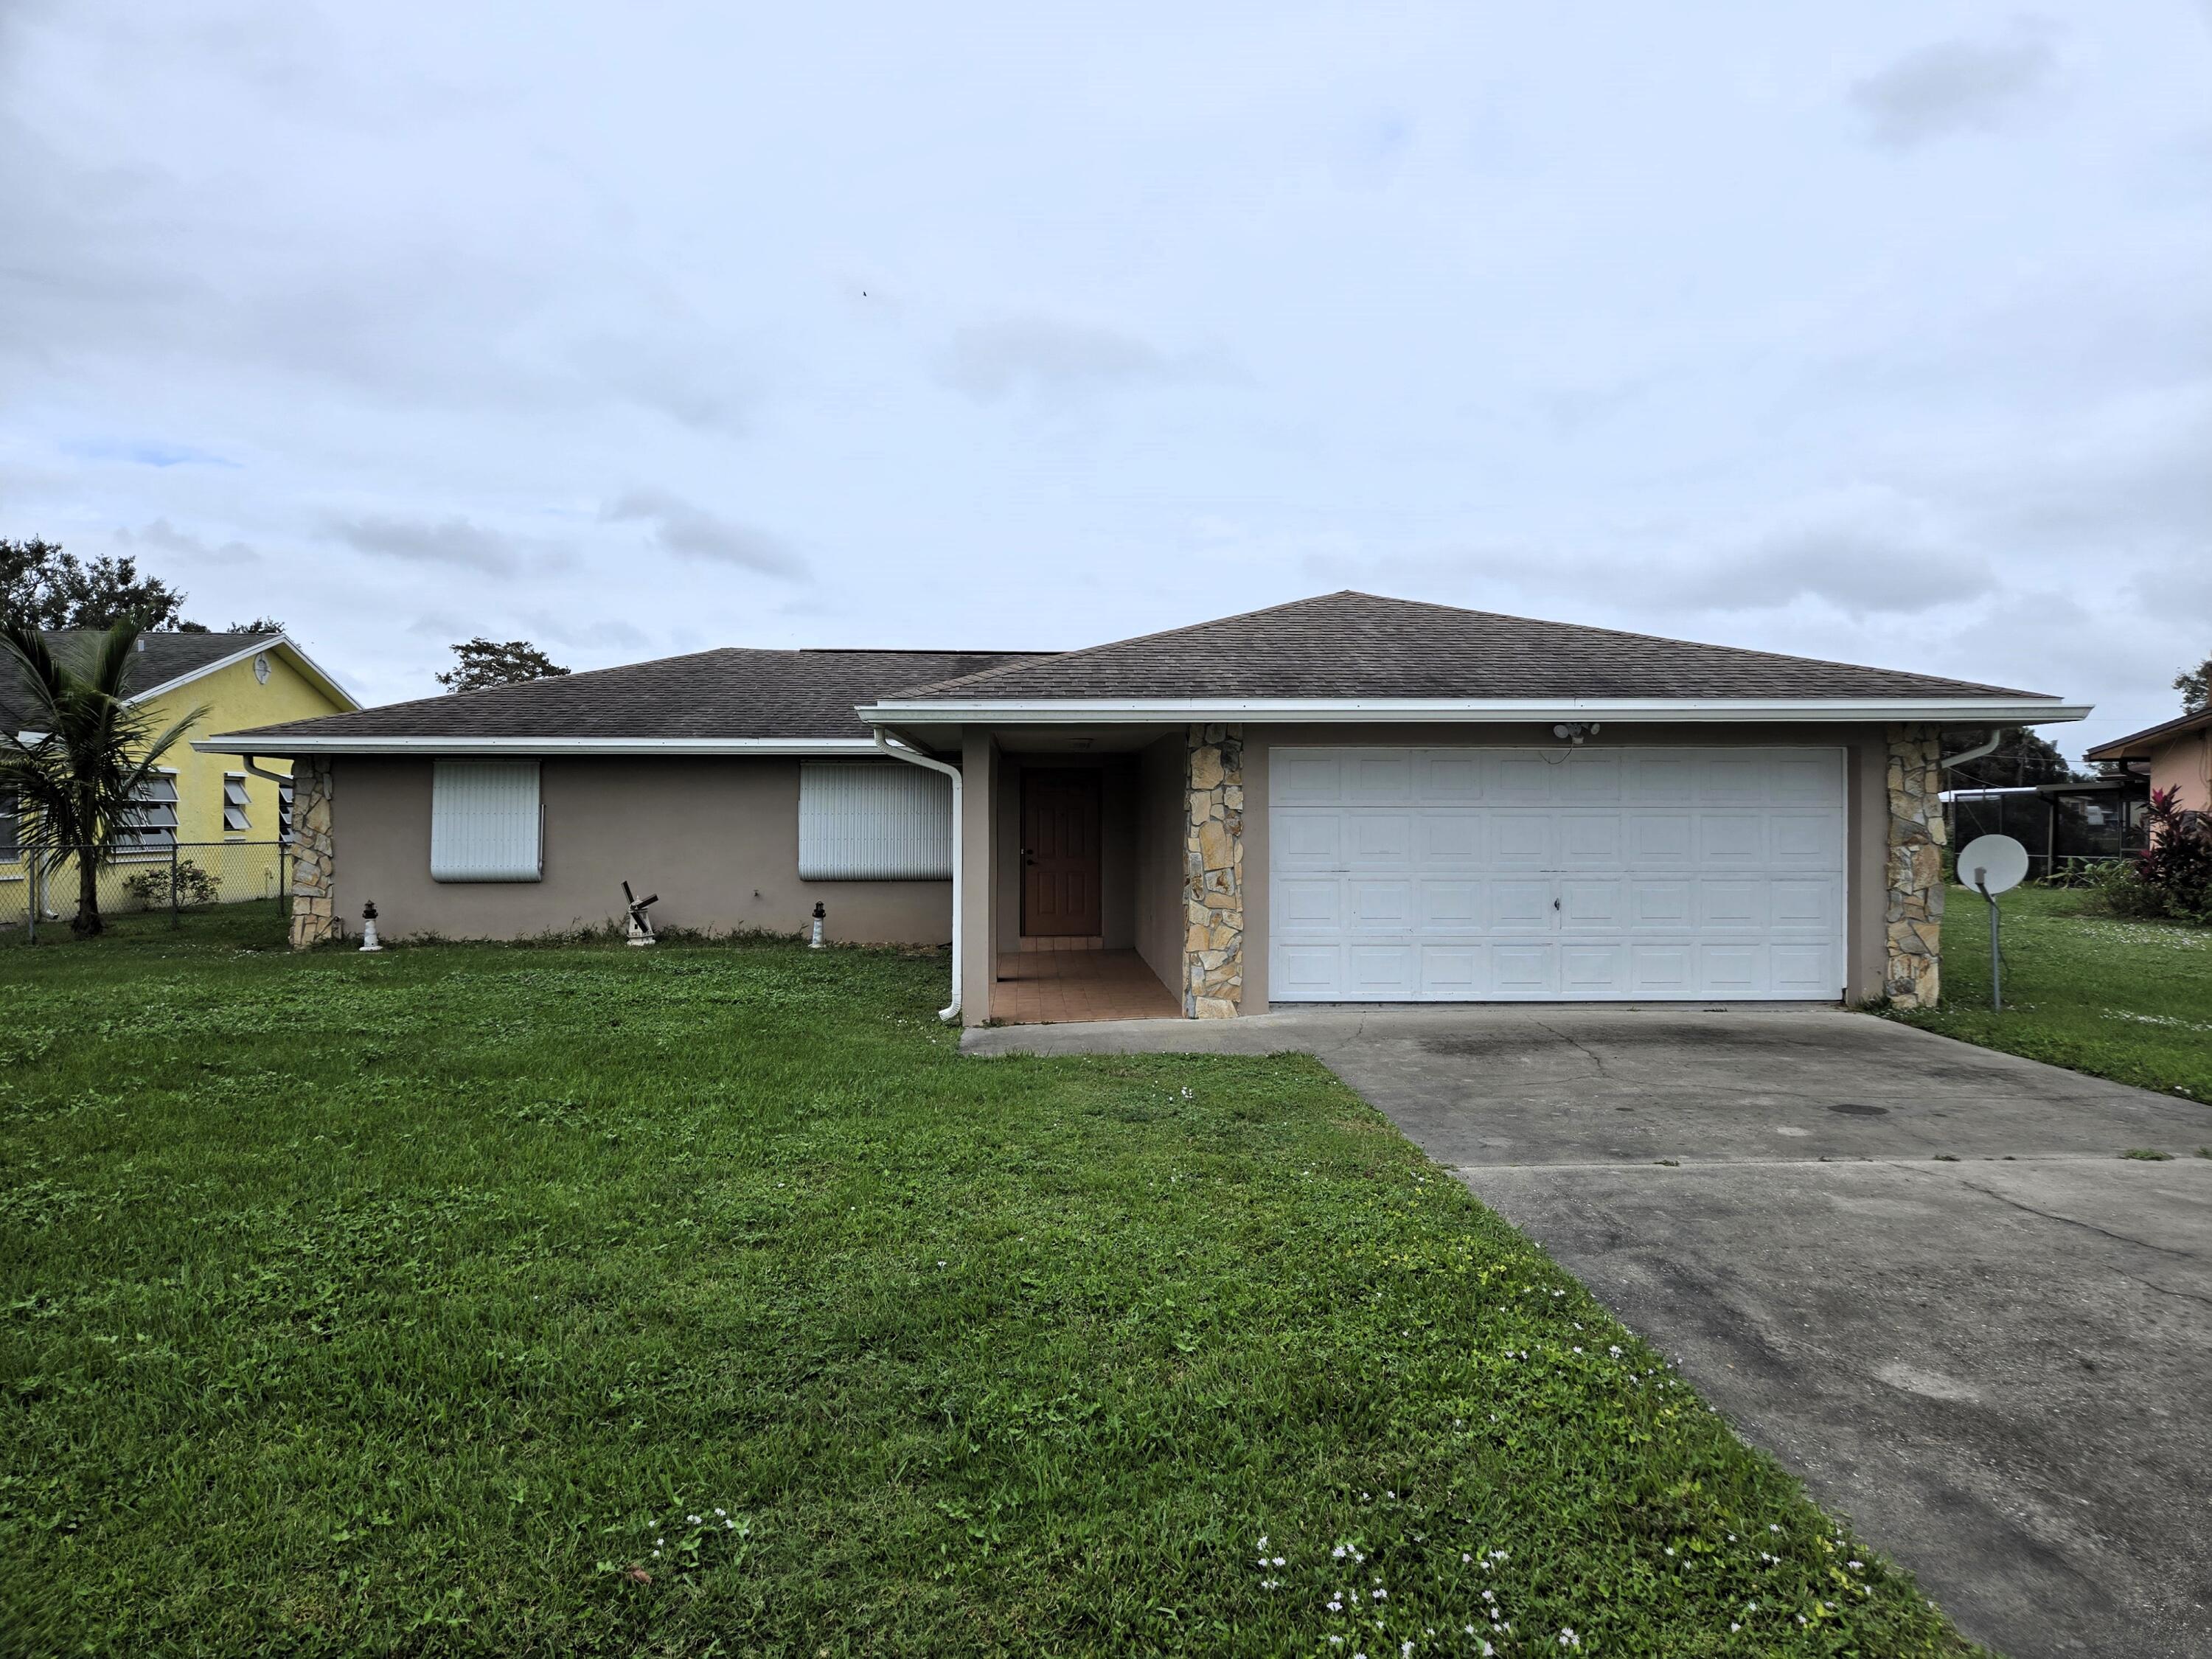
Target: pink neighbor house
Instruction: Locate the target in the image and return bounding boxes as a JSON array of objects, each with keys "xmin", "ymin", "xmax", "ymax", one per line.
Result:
[{"xmin": 2086, "ymin": 706, "xmax": 2212, "ymax": 814}]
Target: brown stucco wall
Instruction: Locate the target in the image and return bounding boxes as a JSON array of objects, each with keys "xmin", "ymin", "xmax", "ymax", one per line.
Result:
[
  {"xmin": 330, "ymin": 756, "xmax": 952, "ymax": 944},
  {"xmin": 1132, "ymin": 733, "xmax": 1186, "ymax": 997},
  {"xmin": 2149, "ymin": 731, "xmax": 2211, "ymax": 813},
  {"xmin": 1236, "ymin": 723, "xmax": 1895, "ymax": 1009}
]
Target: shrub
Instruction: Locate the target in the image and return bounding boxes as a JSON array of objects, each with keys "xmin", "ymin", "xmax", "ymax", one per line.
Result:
[
  {"xmin": 2096, "ymin": 788, "xmax": 2212, "ymax": 924},
  {"xmin": 119, "ymin": 859, "xmax": 221, "ymax": 911}
]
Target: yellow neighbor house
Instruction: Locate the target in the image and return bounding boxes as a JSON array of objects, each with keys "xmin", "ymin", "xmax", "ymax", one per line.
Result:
[{"xmin": 2, "ymin": 630, "xmax": 358, "ymax": 923}]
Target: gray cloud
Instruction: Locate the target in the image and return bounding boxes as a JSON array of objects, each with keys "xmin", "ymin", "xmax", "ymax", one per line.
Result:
[
  {"xmin": 603, "ymin": 489, "xmax": 804, "ymax": 579},
  {"xmin": 119, "ymin": 518, "xmax": 260, "ymax": 566},
  {"xmin": 1676, "ymin": 527, "xmax": 1994, "ymax": 619},
  {"xmin": 1851, "ymin": 24, "xmax": 2057, "ymax": 147},
  {"xmin": 939, "ymin": 315, "xmax": 1228, "ymax": 403},
  {"xmin": 331, "ymin": 515, "xmax": 523, "ymax": 576}
]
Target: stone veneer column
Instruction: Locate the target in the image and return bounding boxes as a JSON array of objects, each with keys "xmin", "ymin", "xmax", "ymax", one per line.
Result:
[
  {"xmin": 288, "ymin": 757, "xmax": 340, "ymax": 950},
  {"xmin": 1183, "ymin": 723, "xmax": 1245, "ymax": 1018},
  {"xmin": 1883, "ymin": 723, "xmax": 1945, "ymax": 1009}
]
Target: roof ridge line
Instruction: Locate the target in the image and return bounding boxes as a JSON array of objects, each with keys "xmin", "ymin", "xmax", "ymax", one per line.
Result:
[{"xmin": 881, "ymin": 591, "xmax": 1372, "ymax": 699}]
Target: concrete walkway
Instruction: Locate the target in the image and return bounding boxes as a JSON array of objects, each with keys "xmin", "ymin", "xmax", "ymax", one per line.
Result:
[{"xmin": 965, "ymin": 1006, "xmax": 2212, "ymax": 1659}]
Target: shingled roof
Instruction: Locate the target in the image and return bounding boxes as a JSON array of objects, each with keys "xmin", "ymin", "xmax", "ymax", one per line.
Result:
[
  {"xmin": 2, "ymin": 630, "xmax": 284, "ymax": 728},
  {"xmin": 882, "ymin": 592, "xmax": 2045, "ymax": 703},
  {"xmin": 214, "ymin": 647, "xmax": 1047, "ymax": 745}
]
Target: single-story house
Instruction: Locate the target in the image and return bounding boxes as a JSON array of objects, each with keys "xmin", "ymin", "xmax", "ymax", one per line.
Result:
[
  {"xmin": 198, "ymin": 591, "xmax": 2086, "ymax": 1020},
  {"xmin": 2084, "ymin": 706, "xmax": 2211, "ymax": 814}
]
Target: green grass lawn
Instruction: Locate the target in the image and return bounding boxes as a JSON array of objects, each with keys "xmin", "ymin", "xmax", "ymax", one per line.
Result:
[
  {"xmin": 3, "ymin": 908, "xmax": 1973, "ymax": 1657},
  {"xmin": 1892, "ymin": 883, "xmax": 2212, "ymax": 1107}
]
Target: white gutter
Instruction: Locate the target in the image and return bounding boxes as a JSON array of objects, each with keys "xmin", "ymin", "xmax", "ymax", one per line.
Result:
[
  {"xmin": 855, "ymin": 695, "xmax": 2092, "ymax": 726},
  {"xmin": 1939, "ymin": 731, "xmax": 2004, "ymax": 772},
  {"xmin": 189, "ymin": 735, "xmax": 886, "ymax": 757},
  {"xmin": 872, "ymin": 728, "xmax": 963, "ymax": 1024}
]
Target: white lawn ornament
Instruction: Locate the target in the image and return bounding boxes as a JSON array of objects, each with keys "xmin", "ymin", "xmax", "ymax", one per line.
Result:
[{"xmin": 1956, "ymin": 833, "xmax": 2028, "ymax": 1010}]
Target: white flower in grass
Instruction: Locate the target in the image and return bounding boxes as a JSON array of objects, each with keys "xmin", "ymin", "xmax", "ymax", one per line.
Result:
[
  {"xmin": 688, "ymin": 1514, "xmax": 701, "ymax": 1526},
  {"xmin": 1848, "ymin": 1559, "xmax": 1863, "ymax": 1571},
  {"xmin": 1273, "ymin": 1556, "xmax": 1286, "ymax": 1567},
  {"xmin": 1335, "ymin": 1545, "xmax": 1349, "ymax": 1559},
  {"xmin": 1558, "ymin": 1630, "xmax": 1580, "ymax": 1648}
]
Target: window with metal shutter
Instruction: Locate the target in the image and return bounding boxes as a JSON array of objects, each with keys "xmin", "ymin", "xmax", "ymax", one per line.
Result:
[
  {"xmin": 798, "ymin": 762, "xmax": 953, "ymax": 880},
  {"xmin": 430, "ymin": 761, "xmax": 543, "ymax": 882},
  {"xmin": 223, "ymin": 774, "xmax": 251, "ymax": 834}
]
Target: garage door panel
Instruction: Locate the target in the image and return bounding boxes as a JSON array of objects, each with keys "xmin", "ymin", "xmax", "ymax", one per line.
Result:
[
  {"xmin": 1697, "ymin": 813, "xmax": 1761, "ymax": 865},
  {"xmin": 1276, "ymin": 944, "xmax": 1343, "ymax": 998},
  {"xmin": 1561, "ymin": 879, "xmax": 1624, "ymax": 931},
  {"xmin": 1494, "ymin": 753, "xmax": 1556, "ymax": 803},
  {"xmin": 1273, "ymin": 810, "xmax": 1343, "ymax": 869},
  {"xmin": 1770, "ymin": 811, "xmax": 1838, "ymax": 864},
  {"xmin": 1347, "ymin": 880, "xmax": 1413, "ymax": 932},
  {"xmin": 1275, "ymin": 754, "xmax": 1342, "ymax": 805},
  {"xmin": 1349, "ymin": 944, "xmax": 1417, "ymax": 997},
  {"xmin": 1770, "ymin": 878, "xmax": 1835, "ymax": 933},
  {"xmin": 1562, "ymin": 943, "xmax": 1628, "ymax": 995},
  {"xmin": 1561, "ymin": 813, "xmax": 1623, "ymax": 863},
  {"xmin": 1699, "ymin": 880, "xmax": 1764, "ymax": 930},
  {"xmin": 1630, "ymin": 944, "xmax": 1695, "ymax": 994},
  {"xmin": 1771, "ymin": 945, "xmax": 1835, "ymax": 997},
  {"xmin": 1629, "ymin": 880, "xmax": 1693, "ymax": 928},
  {"xmin": 1270, "ymin": 746, "xmax": 1843, "ymax": 1003},
  {"xmin": 1563, "ymin": 754, "xmax": 1621, "ymax": 801},
  {"xmin": 1625, "ymin": 753, "xmax": 1697, "ymax": 804},
  {"xmin": 1628, "ymin": 812, "xmax": 1694, "ymax": 864},
  {"xmin": 1421, "ymin": 945, "xmax": 1482, "ymax": 996},
  {"xmin": 1349, "ymin": 754, "xmax": 1413, "ymax": 803},
  {"xmin": 1492, "ymin": 813, "xmax": 1553, "ymax": 866},
  {"xmin": 1418, "ymin": 751, "xmax": 1482, "ymax": 802},
  {"xmin": 1417, "ymin": 810, "xmax": 1485, "ymax": 865},
  {"xmin": 1492, "ymin": 943, "xmax": 1559, "ymax": 995},
  {"xmin": 1276, "ymin": 877, "xmax": 1342, "ymax": 931},
  {"xmin": 1492, "ymin": 880, "xmax": 1554, "ymax": 931},
  {"xmin": 1700, "ymin": 945, "xmax": 1761, "ymax": 997},
  {"xmin": 1701, "ymin": 754, "xmax": 1768, "ymax": 804},
  {"xmin": 1346, "ymin": 812, "xmax": 1413, "ymax": 867},
  {"xmin": 1418, "ymin": 880, "xmax": 1483, "ymax": 931}
]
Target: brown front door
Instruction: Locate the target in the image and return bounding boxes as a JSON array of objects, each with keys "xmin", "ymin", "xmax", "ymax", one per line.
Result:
[{"xmin": 1020, "ymin": 769, "xmax": 1102, "ymax": 936}]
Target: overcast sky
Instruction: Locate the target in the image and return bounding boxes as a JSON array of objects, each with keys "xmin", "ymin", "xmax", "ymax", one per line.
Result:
[{"xmin": 3, "ymin": 1, "xmax": 2208, "ymax": 753}]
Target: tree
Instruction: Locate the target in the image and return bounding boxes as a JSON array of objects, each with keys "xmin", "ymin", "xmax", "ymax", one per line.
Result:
[
  {"xmin": 0, "ymin": 620, "xmax": 206, "ymax": 937},
  {"xmin": 436, "ymin": 637, "xmax": 571, "ymax": 693},
  {"xmin": 1, "ymin": 538, "xmax": 194, "ymax": 630},
  {"xmin": 2177, "ymin": 653, "xmax": 2211, "ymax": 715},
  {"xmin": 1942, "ymin": 726, "xmax": 2082, "ymax": 788}
]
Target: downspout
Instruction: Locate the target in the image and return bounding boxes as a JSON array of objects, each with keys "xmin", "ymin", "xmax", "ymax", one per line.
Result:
[
  {"xmin": 237, "ymin": 755, "xmax": 291, "ymax": 787},
  {"xmin": 1938, "ymin": 731, "xmax": 2003, "ymax": 775},
  {"xmin": 872, "ymin": 727, "xmax": 963, "ymax": 1023}
]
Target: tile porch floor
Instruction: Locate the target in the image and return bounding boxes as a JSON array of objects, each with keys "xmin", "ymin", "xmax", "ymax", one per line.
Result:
[{"xmin": 991, "ymin": 949, "xmax": 1183, "ymax": 1025}]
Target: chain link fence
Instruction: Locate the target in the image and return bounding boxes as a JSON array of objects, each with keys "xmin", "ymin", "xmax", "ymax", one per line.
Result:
[{"xmin": 0, "ymin": 841, "xmax": 288, "ymax": 943}]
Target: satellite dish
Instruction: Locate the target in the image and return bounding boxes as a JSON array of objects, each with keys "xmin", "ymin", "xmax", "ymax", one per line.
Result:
[{"xmin": 1958, "ymin": 833, "xmax": 2028, "ymax": 897}]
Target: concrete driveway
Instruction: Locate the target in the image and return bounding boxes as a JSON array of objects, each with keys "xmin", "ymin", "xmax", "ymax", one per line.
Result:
[{"xmin": 966, "ymin": 1006, "xmax": 2212, "ymax": 1659}]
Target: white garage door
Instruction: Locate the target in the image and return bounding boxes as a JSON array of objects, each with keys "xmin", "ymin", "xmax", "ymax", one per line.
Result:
[{"xmin": 1269, "ymin": 746, "xmax": 1846, "ymax": 1002}]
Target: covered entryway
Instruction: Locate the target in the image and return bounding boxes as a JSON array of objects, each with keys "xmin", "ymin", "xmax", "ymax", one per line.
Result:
[{"xmin": 1267, "ymin": 745, "xmax": 1847, "ymax": 1001}]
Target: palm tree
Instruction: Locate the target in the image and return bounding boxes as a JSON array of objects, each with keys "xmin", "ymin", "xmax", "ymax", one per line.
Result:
[{"xmin": 1, "ymin": 620, "xmax": 206, "ymax": 936}]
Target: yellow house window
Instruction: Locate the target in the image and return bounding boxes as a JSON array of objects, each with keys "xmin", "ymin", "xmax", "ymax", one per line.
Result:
[
  {"xmin": 116, "ymin": 771, "xmax": 178, "ymax": 858},
  {"xmin": 223, "ymin": 773, "xmax": 251, "ymax": 835}
]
